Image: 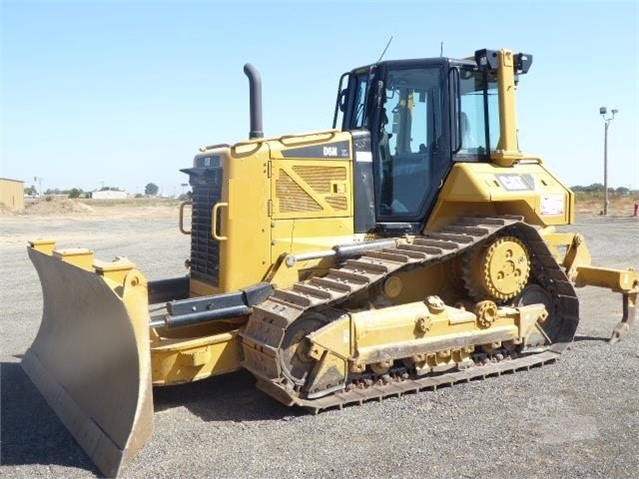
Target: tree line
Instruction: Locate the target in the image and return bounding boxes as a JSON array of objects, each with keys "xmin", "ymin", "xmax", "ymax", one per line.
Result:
[{"xmin": 570, "ymin": 184, "xmax": 635, "ymax": 195}]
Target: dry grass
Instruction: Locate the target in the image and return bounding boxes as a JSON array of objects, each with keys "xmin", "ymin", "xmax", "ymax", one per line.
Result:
[
  {"xmin": 575, "ymin": 194, "xmax": 638, "ymax": 217},
  {"xmin": 80, "ymin": 197, "xmax": 182, "ymax": 208}
]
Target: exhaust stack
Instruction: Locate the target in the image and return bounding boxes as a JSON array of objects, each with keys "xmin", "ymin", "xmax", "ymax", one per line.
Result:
[{"xmin": 243, "ymin": 63, "xmax": 264, "ymax": 139}]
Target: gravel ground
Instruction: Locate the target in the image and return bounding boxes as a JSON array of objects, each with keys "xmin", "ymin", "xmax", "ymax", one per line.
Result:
[{"xmin": 1, "ymin": 211, "xmax": 638, "ymax": 479}]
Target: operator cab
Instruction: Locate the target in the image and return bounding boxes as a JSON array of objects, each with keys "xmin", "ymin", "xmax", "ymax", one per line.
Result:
[{"xmin": 333, "ymin": 49, "xmax": 532, "ymax": 234}]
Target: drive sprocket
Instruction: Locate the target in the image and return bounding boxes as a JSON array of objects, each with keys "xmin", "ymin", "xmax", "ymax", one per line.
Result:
[{"xmin": 464, "ymin": 236, "xmax": 531, "ymax": 301}]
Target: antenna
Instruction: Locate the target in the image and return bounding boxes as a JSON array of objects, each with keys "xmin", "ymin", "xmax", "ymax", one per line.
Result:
[
  {"xmin": 440, "ymin": 41, "xmax": 444, "ymax": 57},
  {"xmin": 377, "ymin": 36, "xmax": 393, "ymax": 62}
]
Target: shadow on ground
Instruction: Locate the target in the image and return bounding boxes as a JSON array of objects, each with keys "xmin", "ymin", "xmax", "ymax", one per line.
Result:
[
  {"xmin": 0, "ymin": 361, "xmax": 99, "ymax": 475},
  {"xmin": 2, "ymin": 361, "xmax": 299, "ymax": 475},
  {"xmin": 573, "ymin": 335, "xmax": 610, "ymax": 343},
  {"xmin": 152, "ymin": 370, "xmax": 304, "ymax": 422}
]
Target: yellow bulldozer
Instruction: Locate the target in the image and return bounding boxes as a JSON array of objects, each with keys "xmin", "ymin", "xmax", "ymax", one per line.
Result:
[{"xmin": 24, "ymin": 48, "xmax": 638, "ymax": 477}]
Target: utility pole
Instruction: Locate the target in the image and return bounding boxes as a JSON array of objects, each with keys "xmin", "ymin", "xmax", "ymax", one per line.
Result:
[{"xmin": 599, "ymin": 106, "xmax": 618, "ymax": 216}]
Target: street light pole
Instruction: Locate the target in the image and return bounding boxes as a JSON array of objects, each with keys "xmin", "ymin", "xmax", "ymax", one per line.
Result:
[
  {"xmin": 599, "ymin": 106, "xmax": 618, "ymax": 216},
  {"xmin": 604, "ymin": 119, "xmax": 609, "ymax": 215}
]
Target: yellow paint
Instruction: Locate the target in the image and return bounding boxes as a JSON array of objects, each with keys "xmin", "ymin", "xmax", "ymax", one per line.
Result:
[
  {"xmin": 427, "ymin": 161, "xmax": 575, "ymax": 231},
  {"xmin": 54, "ymin": 248, "xmax": 96, "ymax": 271},
  {"xmin": 217, "ymin": 143, "xmax": 272, "ymax": 292},
  {"xmin": 198, "ymin": 130, "xmax": 357, "ymax": 294},
  {"xmin": 307, "ymin": 298, "xmax": 548, "ymax": 370},
  {"xmin": 29, "ymin": 239, "xmax": 56, "ymax": 255},
  {"xmin": 575, "ymin": 266, "xmax": 639, "ymax": 293},
  {"xmin": 492, "ymin": 49, "xmax": 523, "ymax": 166},
  {"xmin": 271, "ymin": 219, "xmax": 354, "ymax": 260},
  {"xmin": 150, "ymin": 330, "xmax": 243, "ymax": 385}
]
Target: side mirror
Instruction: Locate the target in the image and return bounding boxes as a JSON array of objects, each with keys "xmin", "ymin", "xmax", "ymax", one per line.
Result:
[
  {"xmin": 339, "ymin": 88, "xmax": 349, "ymax": 112},
  {"xmin": 332, "ymin": 72, "xmax": 350, "ymax": 129}
]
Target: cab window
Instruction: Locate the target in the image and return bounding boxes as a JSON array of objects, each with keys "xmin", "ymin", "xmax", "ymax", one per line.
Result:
[
  {"xmin": 353, "ymin": 75, "xmax": 369, "ymax": 128},
  {"xmin": 456, "ymin": 69, "xmax": 499, "ymax": 157},
  {"xmin": 376, "ymin": 66, "xmax": 444, "ymax": 218}
]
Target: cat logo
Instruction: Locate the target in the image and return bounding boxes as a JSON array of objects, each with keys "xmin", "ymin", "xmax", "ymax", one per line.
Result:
[{"xmin": 323, "ymin": 146, "xmax": 338, "ymax": 157}]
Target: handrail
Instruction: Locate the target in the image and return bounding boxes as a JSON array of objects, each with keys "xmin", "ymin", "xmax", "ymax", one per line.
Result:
[
  {"xmin": 199, "ymin": 143, "xmax": 230, "ymax": 152},
  {"xmin": 178, "ymin": 201, "xmax": 192, "ymax": 235},
  {"xmin": 278, "ymin": 130, "xmax": 338, "ymax": 146},
  {"xmin": 211, "ymin": 202, "xmax": 229, "ymax": 241}
]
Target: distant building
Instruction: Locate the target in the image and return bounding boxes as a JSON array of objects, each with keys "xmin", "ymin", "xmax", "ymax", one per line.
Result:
[
  {"xmin": 0, "ymin": 177, "xmax": 25, "ymax": 211},
  {"xmin": 90, "ymin": 190, "xmax": 128, "ymax": 200}
]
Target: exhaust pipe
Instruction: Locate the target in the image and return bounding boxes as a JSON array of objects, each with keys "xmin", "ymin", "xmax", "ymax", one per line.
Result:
[{"xmin": 243, "ymin": 63, "xmax": 264, "ymax": 139}]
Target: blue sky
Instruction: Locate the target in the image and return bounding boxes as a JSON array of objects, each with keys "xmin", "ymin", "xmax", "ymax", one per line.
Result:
[{"xmin": 1, "ymin": 1, "xmax": 638, "ymax": 195}]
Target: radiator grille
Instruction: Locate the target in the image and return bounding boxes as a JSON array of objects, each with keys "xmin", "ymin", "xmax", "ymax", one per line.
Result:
[
  {"xmin": 276, "ymin": 166, "xmax": 348, "ymax": 213},
  {"xmin": 325, "ymin": 196, "xmax": 348, "ymax": 210},
  {"xmin": 189, "ymin": 168, "xmax": 222, "ymax": 286},
  {"xmin": 292, "ymin": 165, "xmax": 347, "ymax": 193},
  {"xmin": 276, "ymin": 170, "xmax": 322, "ymax": 213}
]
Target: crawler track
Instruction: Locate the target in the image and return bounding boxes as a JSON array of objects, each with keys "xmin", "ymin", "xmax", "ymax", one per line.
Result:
[
  {"xmin": 256, "ymin": 350, "xmax": 560, "ymax": 413},
  {"xmin": 240, "ymin": 217, "xmax": 580, "ymax": 411}
]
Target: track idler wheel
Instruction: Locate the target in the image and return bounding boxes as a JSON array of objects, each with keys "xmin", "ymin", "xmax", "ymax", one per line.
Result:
[{"xmin": 279, "ymin": 312, "xmax": 330, "ymax": 388}]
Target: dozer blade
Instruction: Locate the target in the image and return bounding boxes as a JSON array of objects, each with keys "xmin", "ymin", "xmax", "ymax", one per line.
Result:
[{"xmin": 23, "ymin": 242, "xmax": 154, "ymax": 477}]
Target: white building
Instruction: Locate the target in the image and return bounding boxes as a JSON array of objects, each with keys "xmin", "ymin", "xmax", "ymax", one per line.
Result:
[{"xmin": 90, "ymin": 190, "xmax": 128, "ymax": 200}]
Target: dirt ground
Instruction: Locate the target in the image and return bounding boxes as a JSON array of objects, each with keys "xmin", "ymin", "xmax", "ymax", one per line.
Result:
[{"xmin": 1, "ymin": 202, "xmax": 638, "ymax": 478}]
